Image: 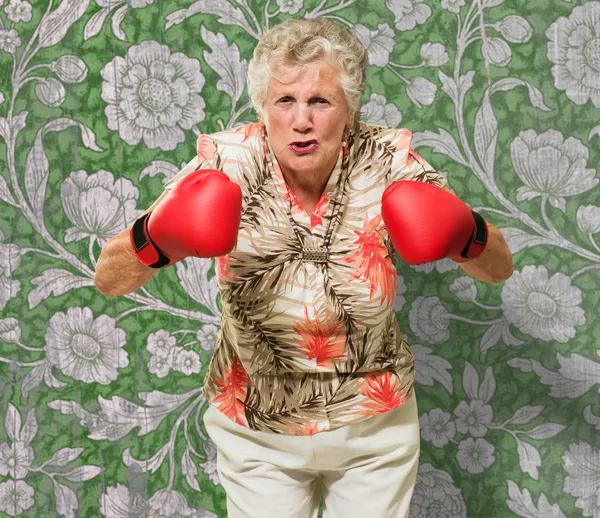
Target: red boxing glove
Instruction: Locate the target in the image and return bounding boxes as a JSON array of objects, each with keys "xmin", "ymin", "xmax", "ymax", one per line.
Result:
[
  {"xmin": 131, "ymin": 169, "xmax": 242, "ymax": 267},
  {"xmin": 381, "ymin": 180, "xmax": 488, "ymax": 265}
]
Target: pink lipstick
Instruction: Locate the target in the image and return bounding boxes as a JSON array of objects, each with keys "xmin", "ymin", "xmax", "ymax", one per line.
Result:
[{"xmin": 289, "ymin": 140, "xmax": 317, "ymax": 154}]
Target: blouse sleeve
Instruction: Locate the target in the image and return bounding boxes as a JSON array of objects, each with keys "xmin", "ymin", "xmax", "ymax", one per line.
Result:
[
  {"xmin": 162, "ymin": 133, "xmax": 219, "ymax": 192},
  {"xmin": 387, "ymin": 128, "xmax": 447, "ymax": 189}
]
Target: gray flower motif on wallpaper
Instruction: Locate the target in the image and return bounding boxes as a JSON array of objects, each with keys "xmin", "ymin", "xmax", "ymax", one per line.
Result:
[
  {"xmin": 147, "ymin": 330, "xmax": 202, "ymax": 379},
  {"xmin": 99, "ymin": 484, "xmax": 217, "ymax": 518},
  {"xmin": 409, "ymin": 463, "xmax": 467, "ymax": 517},
  {"xmin": 44, "ymin": 307, "xmax": 129, "ymax": 385},
  {"xmin": 360, "ymin": 93, "xmax": 403, "ymax": 127},
  {"xmin": 0, "ymin": 230, "xmax": 21, "ymax": 311},
  {"xmin": 199, "ymin": 438, "xmax": 220, "ymax": 487},
  {"xmin": 353, "ymin": 23, "xmax": 395, "ymax": 67},
  {"xmin": 501, "ymin": 265, "xmax": 585, "ymax": 343},
  {"xmin": 0, "ymin": 28, "xmax": 20, "ymax": 53},
  {"xmin": 385, "ymin": 0, "xmax": 432, "ymax": 31},
  {"xmin": 275, "ymin": 0, "xmax": 303, "ymax": 15},
  {"xmin": 495, "ymin": 15, "xmax": 533, "ymax": 43},
  {"xmin": 60, "ymin": 170, "xmax": 144, "ymax": 246},
  {"xmin": 100, "ymin": 40, "xmax": 207, "ymax": 151},
  {"xmin": 85, "ymin": 0, "xmax": 156, "ymax": 41},
  {"xmin": 510, "ymin": 129, "xmax": 598, "ymax": 212},
  {"xmin": 441, "ymin": 0, "xmax": 466, "ymax": 14},
  {"xmin": 2, "ymin": 0, "xmax": 32, "ymax": 24},
  {"xmin": 420, "ymin": 408, "xmax": 456, "ymax": 447},
  {"xmin": 0, "ymin": 404, "xmax": 102, "ymax": 517},
  {"xmin": 410, "ymin": 296, "xmax": 452, "ymax": 344},
  {"xmin": 546, "ymin": 2, "xmax": 600, "ymax": 107},
  {"xmin": 506, "ymin": 480, "xmax": 568, "ymax": 518},
  {"xmin": 457, "ymin": 438, "xmax": 495, "ymax": 474},
  {"xmin": 563, "ymin": 442, "xmax": 600, "ymax": 518},
  {"xmin": 419, "ymin": 362, "xmax": 567, "ymax": 482},
  {"xmin": 146, "ymin": 323, "xmax": 218, "ymax": 379},
  {"xmin": 409, "ymin": 262, "xmax": 586, "ymax": 351},
  {"xmin": 0, "ymin": 0, "xmax": 32, "ymax": 54}
]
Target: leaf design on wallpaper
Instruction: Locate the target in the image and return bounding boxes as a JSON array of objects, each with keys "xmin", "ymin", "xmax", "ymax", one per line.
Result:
[
  {"xmin": 24, "ymin": 119, "xmax": 102, "ymax": 221},
  {"xmin": 140, "ymin": 160, "xmax": 189, "ymax": 182},
  {"xmin": 525, "ymin": 423, "xmax": 566, "ymax": 440},
  {"xmin": 500, "ymin": 227, "xmax": 555, "ymax": 254},
  {"xmin": 412, "ymin": 344, "xmax": 453, "ymax": 393},
  {"xmin": 589, "ymin": 124, "xmax": 600, "ymax": 140},
  {"xmin": 505, "ymin": 480, "xmax": 567, "ymax": 518},
  {"xmin": 490, "ymin": 78, "xmax": 552, "ymax": 111},
  {"xmin": 201, "ymin": 26, "xmax": 249, "ymax": 107},
  {"xmin": 505, "ymin": 405, "xmax": 545, "ymax": 425},
  {"xmin": 181, "ymin": 448, "xmax": 202, "ymax": 491},
  {"xmin": 123, "ymin": 443, "xmax": 170, "ymax": 474},
  {"xmin": 21, "ymin": 360, "xmax": 67, "ymax": 396},
  {"xmin": 480, "ymin": 317, "xmax": 524, "ymax": 354},
  {"xmin": 48, "ymin": 390, "xmax": 200, "ymax": 441},
  {"xmin": 0, "ymin": 175, "xmax": 15, "ymax": 207},
  {"xmin": 38, "ymin": 0, "xmax": 91, "ymax": 49},
  {"xmin": 583, "ymin": 405, "xmax": 600, "ymax": 430},
  {"xmin": 176, "ymin": 257, "xmax": 220, "ymax": 316},
  {"xmin": 0, "ymin": 111, "xmax": 27, "ymax": 145},
  {"xmin": 516, "ymin": 438, "xmax": 541, "ymax": 479},
  {"xmin": 482, "ymin": 0, "xmax": 505, "ymax": 8},
  {"xmin": 110, "ymin": 5, "xmax": 129, "ymax": 41},
  {"xmin": 62, "ymin": 465, "xmax": 103, "ymax": 482},
  {"xmin": 53, "ymin": 480, "xmax": 79, "ymax": 518},
  {"xmin": 508, "ymin": 354, "xmax": 600, "ymax": 399},
  {"xmin": 0, "ymin": 111, "xmax": 26, "ymax": 205},
  {"xmin": 462, "ymin": 362, "xmax": 496, "ymax": 404},
  {"xmin": 84, "ymin": 6, "xmax": 110, "ymax": 40},
  {"xmin": 411, "ymin": 127, "xmax": 468, "ymax": 166},
  {"xmin": 45, "ymin": 448, "xmax": 84, "ymax": 468},
  {"xmin": 474, "ymin": 90, "xmax": 498, "ymax": 179},
  {"xmin": 3, "ymin": 403, "xmax": 37, "ymax": 444},
  {"xmin": 29, "ymin": 269, "xmax": 95, "ymax": 309},
  {"xmin": 166, "ymin": 0, "xmax": 255, "ymax": 37},
  {"xmin": 438, "ymin": 70, "xmax": 474, "ymax": 105}
]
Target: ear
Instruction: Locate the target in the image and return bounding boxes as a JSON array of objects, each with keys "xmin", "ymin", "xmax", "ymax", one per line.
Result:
[{"xmin": 346, "ymin": 110, "xmax": 355, "ymax": 128}]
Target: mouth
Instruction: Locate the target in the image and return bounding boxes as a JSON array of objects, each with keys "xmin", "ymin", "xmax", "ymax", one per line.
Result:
[{"xmin": 289, "ymin": 140, "xmax": 318, "ymax": 154}]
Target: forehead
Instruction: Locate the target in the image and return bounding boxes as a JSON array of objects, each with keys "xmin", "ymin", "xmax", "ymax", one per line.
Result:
[{"xmin": 267, "ymin": 62, "xmax": 344, "ymax": 97}]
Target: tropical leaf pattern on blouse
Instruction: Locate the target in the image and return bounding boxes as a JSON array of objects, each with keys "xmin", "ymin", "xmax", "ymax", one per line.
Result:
[{"xmin": 164, "ymin": 121, "xmax": 447, "ymax": 435}]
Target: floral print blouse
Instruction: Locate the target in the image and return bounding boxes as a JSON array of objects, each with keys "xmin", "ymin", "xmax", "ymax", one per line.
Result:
[{"xmin": 163, "ymin": 121, "xmax": 446, "ymax": 435}]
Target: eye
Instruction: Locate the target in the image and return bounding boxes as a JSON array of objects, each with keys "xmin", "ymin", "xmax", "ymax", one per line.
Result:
[
  {"xmin": 314, "ymin": 98, "xmax": 329, "ymax": 104},
  {"xmin": 277, "ymin": 96, "xmax": 292, "ymax": 103}
]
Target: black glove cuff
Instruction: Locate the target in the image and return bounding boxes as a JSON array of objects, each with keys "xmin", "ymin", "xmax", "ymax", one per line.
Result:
[
  {"xmin": 130, "ymin": 212, "xmax": 171, "ymax": 269},
  {"xmin": 460, "ymin": 210, "xmax": 488, "ymax": 260}
]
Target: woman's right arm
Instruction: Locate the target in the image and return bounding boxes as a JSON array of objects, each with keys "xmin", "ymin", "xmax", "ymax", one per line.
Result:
[{"xmin": 94, "ymin": 190, "xmax": 169, "ymax": 297}]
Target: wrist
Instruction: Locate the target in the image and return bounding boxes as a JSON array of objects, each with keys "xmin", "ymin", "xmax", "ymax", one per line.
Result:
[
  {"xmin": 130, "ymin": 212, "xmax": 171, "ymax": 268},
  {"xmin": 454, "ymin": 211, "xmax": 488, "ymax": 263}
]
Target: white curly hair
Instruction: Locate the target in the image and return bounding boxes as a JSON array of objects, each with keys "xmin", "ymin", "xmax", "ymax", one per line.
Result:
[{"xmin": 247, "ymin": 17, "xmax": 368, "ymax": 122}]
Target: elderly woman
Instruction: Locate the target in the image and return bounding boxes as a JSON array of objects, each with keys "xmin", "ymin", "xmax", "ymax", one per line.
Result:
[{"xmin": 95, "ymin": 17, "xmax": 513, "ymax": 518}]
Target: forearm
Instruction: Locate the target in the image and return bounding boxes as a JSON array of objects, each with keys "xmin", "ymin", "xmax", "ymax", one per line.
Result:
[
  {"xmin": 458, "ymin": 223, "xmax": 514, "ymax": 284},
  {"xmin": 94, "ymin": 227, "xmax": 157, "ymax": 297}
]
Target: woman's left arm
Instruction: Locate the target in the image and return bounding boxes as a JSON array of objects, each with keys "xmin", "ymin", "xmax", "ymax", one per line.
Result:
[
  {"xmin": 441, "ymin": 185, "xmax": 514, "ymax": 284},
  {"xmin": 458, "ymin": 222, "xmax": 514, "ymax": 284}
]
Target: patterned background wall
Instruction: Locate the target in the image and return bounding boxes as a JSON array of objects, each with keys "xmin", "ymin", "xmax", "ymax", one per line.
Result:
[{"xmin": 1, "ymin": 0, "xmax": 599, "ymax": 516}]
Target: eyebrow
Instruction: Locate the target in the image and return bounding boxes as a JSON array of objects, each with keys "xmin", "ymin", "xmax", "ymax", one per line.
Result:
[{"xmin": 274, "ymin": 94, "xmax": 331, "ymax": 101}]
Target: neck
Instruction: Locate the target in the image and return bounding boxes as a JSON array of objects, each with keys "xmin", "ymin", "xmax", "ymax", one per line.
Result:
[{"xmin": 281, "ymin": 167, "xmax": 331, "ymax": 198}]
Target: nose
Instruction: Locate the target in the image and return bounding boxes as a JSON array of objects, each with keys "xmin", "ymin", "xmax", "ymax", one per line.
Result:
[{"xmin": 291, "ymin": 103, "xmax": 312, "ymax": 133}]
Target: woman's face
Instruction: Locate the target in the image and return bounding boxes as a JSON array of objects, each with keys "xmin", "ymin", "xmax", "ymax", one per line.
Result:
[{"xmin": 262, "ymin": 61, "xmax": 353, "ymax": 183}]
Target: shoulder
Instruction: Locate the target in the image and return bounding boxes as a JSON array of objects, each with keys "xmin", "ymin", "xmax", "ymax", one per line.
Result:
[
  {"xmin": 356, "ymin": 121, "xmax": 414, "ymax": 154},
  {"xmin": 199, "ymin": 122, "xmax": 264, "ymax": 150},
  {"xmin": 163, "ymin": 123, "xmax": 265, "ymax": 191},
  {"xmin": 198, "ymin": 123, "xmax": 264, "ymax": 176}
]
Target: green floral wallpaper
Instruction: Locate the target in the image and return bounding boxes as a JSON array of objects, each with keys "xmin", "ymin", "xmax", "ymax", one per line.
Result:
[{"xmin": 0, "ymin": 0, "xmax": 599, "ymax": 516}]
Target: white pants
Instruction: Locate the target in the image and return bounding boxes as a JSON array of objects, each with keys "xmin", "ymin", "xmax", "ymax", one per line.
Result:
[{"xmin": 203, "ymin": 393, "xmax": 420, "ymax": 518}]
